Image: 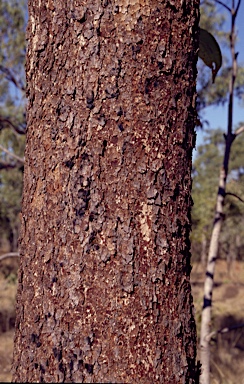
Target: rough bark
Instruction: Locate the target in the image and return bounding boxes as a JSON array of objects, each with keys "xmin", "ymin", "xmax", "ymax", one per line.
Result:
[{"xmin": 12, "ymin": 0, "xmax": 199, "ymax": 382}]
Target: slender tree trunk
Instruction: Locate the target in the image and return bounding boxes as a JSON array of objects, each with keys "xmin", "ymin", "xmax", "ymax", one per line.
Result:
[
  {"xmin": 12, "ymin": 1, "xmax": 199, "ymax": 382},
  {"xmin": 199, "ymin": 167, "xmax": 225, "ymax": 384},
  {"xmin": 200, "ymin": 1, "xmax": 241, "ymax": 382}
]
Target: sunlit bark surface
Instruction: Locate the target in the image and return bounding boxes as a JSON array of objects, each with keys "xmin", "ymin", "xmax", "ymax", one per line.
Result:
[{"xmin": 12, "ymin": 1, "xmax": 199, "ymax": 382}]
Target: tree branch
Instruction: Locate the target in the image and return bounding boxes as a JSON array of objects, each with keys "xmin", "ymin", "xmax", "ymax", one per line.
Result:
[
  {"xmin": 218, "ymin": 323, "xmax": 244, "ymax": 334},
  {"xmin": 234, "ymin": 125, "xmax": 244, "ymax": 136},
  {"xmin": 0, "ymin": 65, "xmax": 26, "ymax": 92},
  {"xmin": 0, "ymin": 144, "xmax": 24, "ymax": 164},
  {"xmin": 0, "ymin": 116, "xmax": 26, "ymax": 135},
  {"xmin": 0, "ymin": 161, "xmax": 17, "ymax": 170},
  {"xmin": 214, "ymin": 0, "xmax": 231, "ymax": 12},
  {"xmin": 205, "ymin": 323, "xmax": 244, "ymax": 342},
  {"xmin": 234, "ymin": 0, "xmax": 242, "ymax": 18},
  {"xmin": 225, "ymin": 192, "xmax": 244, "ymax": 203},
  {"xmin": 0, "ymin": 252, "xmax": 19, "ymax": 262}
]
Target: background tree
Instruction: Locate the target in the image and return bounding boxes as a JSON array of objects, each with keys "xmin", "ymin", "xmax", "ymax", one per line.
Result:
[
  {"xmin": 0, "ymin": 0, "xmax": 26, "ymax": 251},
  {"xmin": 199, "ymin": 1, "xmax": 244, "ymax": 382},
  {"xmin": 12, "ymin": 0, "xmax": 200, "ymax": 382},
  {"xmin": 191, "ymin": 127, "xmax": 244, "ymax": 265},
  {"xmin": 191, "ymin": 129, "xmax": 223, "ymax": 264}
]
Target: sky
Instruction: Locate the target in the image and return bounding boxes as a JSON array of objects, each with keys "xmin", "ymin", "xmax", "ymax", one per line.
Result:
[{"xmin": 194, "ymin": 0, "xmax": 244, "ymax": 156}]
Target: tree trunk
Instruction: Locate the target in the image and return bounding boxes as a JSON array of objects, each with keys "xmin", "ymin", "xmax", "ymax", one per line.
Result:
[
  {"xmin": 201, "ymin": 231, "xmax": 207, "ymax": 266},
  {"xmin": 12, "ymin": 1, "xmax": 199, "ymax": 382},
  {"xmin": 199, "ymin": 168, "xmax": 225, "ymax": 384},
  {"xmin": 199, "ymin": 2, "xmax": 241, "ymax": 380}
]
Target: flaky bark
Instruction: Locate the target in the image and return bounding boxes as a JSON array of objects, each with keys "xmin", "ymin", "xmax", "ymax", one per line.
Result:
[{"xmin": 12, "ymin": 1, "xmax": 199, "ymax": 382}]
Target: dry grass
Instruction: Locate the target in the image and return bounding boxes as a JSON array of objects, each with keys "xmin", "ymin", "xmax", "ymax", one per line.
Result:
[
  {"xmin": 0, "ymin": 256, "xmax": 18, "ymax": 382},
  {"xmin": 0, "ymin": 330, "xmax": 15, "ymax": 382},
  {"xmin": 191, "ymin": 259, "xmax": 244, "ymax": 384},
  {"xmin": 0, "ymin": 257, "xmax": 243, "ymax": 383}
]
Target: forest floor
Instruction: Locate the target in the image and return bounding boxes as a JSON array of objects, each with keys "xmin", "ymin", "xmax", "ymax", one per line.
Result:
[
  {"xmin": 191, "ymin": 259, "xmax": 244, "ymax": 384},
  {"xmin": 0, "ymin": 255, "xmax": 18, "ymax": 382},
  {"xmin": 0, "ymin": 256, "xmax": 243, "ymax": 383}
]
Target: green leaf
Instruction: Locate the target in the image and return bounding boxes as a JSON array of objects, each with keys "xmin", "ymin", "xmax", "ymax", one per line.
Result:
[{"xmin": 199, "ymin": 28, "xmax": 222, "ymax": 83}]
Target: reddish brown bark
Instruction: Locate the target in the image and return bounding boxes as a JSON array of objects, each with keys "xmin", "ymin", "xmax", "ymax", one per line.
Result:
[{"xmin": 12, "ymin": 1, "xmax": 199, "ymax": 382}]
